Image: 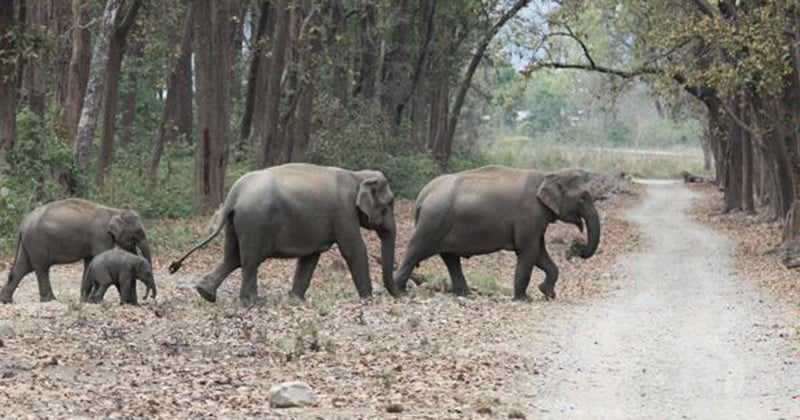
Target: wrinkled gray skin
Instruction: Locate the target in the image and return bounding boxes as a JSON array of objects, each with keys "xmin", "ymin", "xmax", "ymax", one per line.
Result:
[
  {"xmin": 0, "ymin": 198, "xmax": 152, "ymax": 303},
  {"xmin": 169, "ymin": 163, "xmax": 398, "ymax": 306},
  {"xmin": 81, "ymin": 247, "xmax": 156, "ymax": 305},
  {"xmin": 393, "ymin": 166, "xmax": 601, "ymax": 300}
]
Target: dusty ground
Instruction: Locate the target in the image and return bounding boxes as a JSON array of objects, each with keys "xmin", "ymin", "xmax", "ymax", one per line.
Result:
[{"xmin": 1, "ymin": 178, "xmax": 796, "ymax": 419}]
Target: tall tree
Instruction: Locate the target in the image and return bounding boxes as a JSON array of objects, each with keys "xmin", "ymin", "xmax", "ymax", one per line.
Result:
[
  {"xmin": 149, "ymin": 0, "xmax": 194, "ymax": 184},
  {"xmin": 97, "ymin": 0, "xmax": 143, "ymax": 187},
  {"xmin": 193, "ymin": 0, "xmax": 231, "ymax": 211},
  {"xmin": 256, "ymin": 0, "xmax": 289, "ymax": 168},
  {"xmin": 0, "ymin": 0, "xmax": 16, "ymax": 159},
  {"xmin": 64, "ymin": 0, "xmax": 91, "ymax": 142},
  {"xmin": 73, "ymin": 0, "xmax": 123, "ymax": 194}
]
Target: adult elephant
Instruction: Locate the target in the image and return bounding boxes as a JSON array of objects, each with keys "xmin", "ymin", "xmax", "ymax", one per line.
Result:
[
  {"xmin": 169, "ymin": 163, "xmax": 398, "ymax": 306},
  {"xmin": 393, "ymin": 165, "xmax": 600, "ymax": 301},
  {"xmin": 1, "ymin": 198, "xmax": 152, "ymax": 303}
]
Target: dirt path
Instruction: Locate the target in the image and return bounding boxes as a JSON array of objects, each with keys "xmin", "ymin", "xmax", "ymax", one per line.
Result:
[{"xmin": 526, "ymin": 180, "xmax": 799, "ymax": 419}]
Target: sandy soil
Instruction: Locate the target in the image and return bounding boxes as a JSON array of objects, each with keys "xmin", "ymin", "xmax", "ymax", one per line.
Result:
[{"xmin": 523, "ymin": 180, "xmax": 799, "ymax": 419}]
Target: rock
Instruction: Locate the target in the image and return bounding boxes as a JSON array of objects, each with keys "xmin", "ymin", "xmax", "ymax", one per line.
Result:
[
  {"xmin": 508, "ymin": 408, "xmax": 526, "ymax": 419},
  {"xmin": 385, "ymin": 403, "xmax": 404, "ymax": 413},
  {"xmin": 0, "ymin": 323, "xmax": 15, "ymax": 338},
  {"xmin": 268, "ymin": 381, "xmax": 316, "ymax": 408}
]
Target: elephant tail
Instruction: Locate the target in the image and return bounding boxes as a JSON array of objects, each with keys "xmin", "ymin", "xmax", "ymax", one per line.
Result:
[
  {"xmin": 8, "ymin": 231, "xmax": 24, "ymax": 274},
  {"xmin": 168, "ymin": 209, "xmax": 232, "ymax": 274}
]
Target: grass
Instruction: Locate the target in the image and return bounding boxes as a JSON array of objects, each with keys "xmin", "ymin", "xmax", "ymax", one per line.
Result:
[{"xmin": 485, "ymin": 137, "xmax": 706, "ymax": 179}]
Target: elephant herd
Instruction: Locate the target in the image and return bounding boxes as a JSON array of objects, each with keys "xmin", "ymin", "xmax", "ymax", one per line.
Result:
[{"xmin": 0, "ymin": 163, "xmax": 601, "ymax": 306}]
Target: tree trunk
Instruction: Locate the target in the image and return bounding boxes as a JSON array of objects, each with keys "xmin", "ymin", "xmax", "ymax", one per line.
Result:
[
  {"xmin": 97, "ymin": 0, "xmax": 143, "ymax": 188},
  {"xmin": 723, "ymin": 98, "xmax": 743, "ymax": 212},
  {"xmin": 240, "ymin": 1, "xmax": 270, "ymax": 143},
  {"xmin": 0, "ymin": 0, "xmax": 16, "ymax": 159},
  {"xmin": 740, "ymin": 99, "xmax": 755, "ymax": 214},
  {"xmin": 64, "ymin": 0, "xmax": 91, "ymax": 142},
  {"xmin": 119, "ymin": 42, "xmax": 141, "ymax": 146},
  {"xmin": 73, "ymin": 0, "xmax": 123, "ymax": 195},
  {"xmin": 257, "ymin": 0, "xmax": 289, "ymax": 168},
  {"xmin": 50, "ymin": 0, "xmax": 72, "ymax": 117},
  {"xmin": 442, "ymin": 0, "xmax": 531, "ymax": 159},
  {"xmin": 149, "ymin": 1, "xmax": 194, "ymax": 184},
  {"xmin": 354, "ymin": 4, "xmax": 377, "ymax": 101},
  {"xmin": 193, "ymin": 0, "xmax": 231, "ymax": 212}
]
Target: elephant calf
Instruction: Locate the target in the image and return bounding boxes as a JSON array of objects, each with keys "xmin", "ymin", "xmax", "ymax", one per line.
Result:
[
  {"xmin": 393, "ymin": 165, "xmax": 601, "ymax": 300},
  {"xmin": 81, "ymin": 247, "xmax": 156, "ymax": 305}
]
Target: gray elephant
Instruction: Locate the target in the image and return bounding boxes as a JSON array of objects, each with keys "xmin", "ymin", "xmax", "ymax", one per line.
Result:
[
  {"xmin": 169, "ymin": 163, "xmax": 398, "ymax": 306},
  {"xmin": 1, "ymin": 198, "xmax": 152, "ymax": 303},
  {"xmin": 81, "ymin": 246, "xmax": 156, "ymax": 305},
  {"xmin": 393, "ymin": 165, "xmax": 601, "ymax": 300}
]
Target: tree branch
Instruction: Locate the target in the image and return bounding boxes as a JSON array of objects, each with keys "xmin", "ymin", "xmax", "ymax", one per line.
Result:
[{"xmin": 521, "ymin": 61, "xmax": 658, "ymax": 78}]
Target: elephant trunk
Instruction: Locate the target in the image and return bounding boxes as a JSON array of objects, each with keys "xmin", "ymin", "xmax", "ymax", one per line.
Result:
[
  {"xmin": 379, "ymin": 214, "xmax": 399, "ymax": 297},
  {"xmin": 137, "ymin": 237, "xmax": 153, "ymax": 267},
  {"xmin": 579, "ymin": 204, "xmax": 600, "ymax": 259}
]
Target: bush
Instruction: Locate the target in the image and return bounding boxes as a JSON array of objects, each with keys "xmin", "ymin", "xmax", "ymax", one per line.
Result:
[{"xmin": 0, "ymin": 108, "xmax": 77, "ymax": 252}]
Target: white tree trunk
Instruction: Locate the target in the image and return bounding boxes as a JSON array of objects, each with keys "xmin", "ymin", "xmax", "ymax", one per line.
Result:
[{"xmin": 73, "ymin": 0, "xmax": 122, "ymax": 188}]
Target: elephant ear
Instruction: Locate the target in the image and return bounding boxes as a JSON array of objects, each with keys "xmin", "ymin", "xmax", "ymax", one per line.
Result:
[
  {"xmin": 537, "ymin": 175, "xmax": 563, "ymax": 216},
  {"xmin": 356, "ymin": 177, "xmax": 389, "ymax": 225},
  {"xmin": 108, "ymin": 214, "xmax": 125, "ymax": 242}
]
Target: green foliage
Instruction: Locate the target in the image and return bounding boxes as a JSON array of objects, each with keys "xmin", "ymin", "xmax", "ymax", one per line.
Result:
[{"xmin": 0, "ymin": 108, "xmax": 76, "ymax": 252}]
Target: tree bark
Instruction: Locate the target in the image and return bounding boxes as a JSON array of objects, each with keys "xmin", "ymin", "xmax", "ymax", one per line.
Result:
[
  {"xmin": 73, "ymin": 0, "xmax": 122, "ymax": 194},
  {"xmin": 193, "ymin": 0, "xmax": 231, "ymax": 212},
  {"xmin": 354, "ymin": 4, "xmax": 377, "ymax": 101},
  {"xmin": 741, "ymin": 101, "xmax": 755, "ymax": 214},
  {"xmin": 119, "ymin": 42, "xmax": 141, "ymax": 146},
  {"xmin": 257, "ymin": 0, "xmax": 289, "ymax": 168},
  {"xmin": 722, "ymin": 97, "xmax": 743, "ymax": 212},
  {"xmin": 0, "ymin": 0, "xmax": 16, "ymax": 159},
  {"xmin": 64, "ymin": 0, "xmax": 91, "ymax": 142},
  {"xmin": 149, "ymin": 1, "xmax": 194, "ymax": 184},
  {"xmin": 240, "ymin": 1, "xmax": 270, "ymax": 142},
  {"xmin": 97, "ymin": 0, "xmax": 143, "ymax": 188},
  {"xmin": 20, "ymin": 0, "xmax": 46, "ymax": 117}
]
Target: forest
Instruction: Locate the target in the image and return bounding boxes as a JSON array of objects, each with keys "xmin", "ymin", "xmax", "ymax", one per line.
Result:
[{"xmin": 0, "ymin": 0, "xmax": 798, "ymax": 245}]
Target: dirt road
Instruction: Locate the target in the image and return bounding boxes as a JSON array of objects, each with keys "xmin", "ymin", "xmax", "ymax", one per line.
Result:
[{"xmin": 526, "ymin": 180, "xmax": 799, "ymax": 419}]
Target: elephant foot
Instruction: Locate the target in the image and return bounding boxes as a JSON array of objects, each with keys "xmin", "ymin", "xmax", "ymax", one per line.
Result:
[
  {"xmin": 0, "ymin": 294, "xmax": 12, "ymax": 304},
  {"xmin": 39, "ymin": 293, "xmax": 57, "ymax": 303},
  {"xmin": 195, "ymin": 285, "xmax": 217, "ymax": 303},
  {"xmin": 538, "ymin": 282, "xmax": 556, "ymax": 300},
  {"xmin": 513, "ymin": 293, "xmax": 532, "ymax": 302},
  {"xmin": 451, "ymin": 287, "xmax": 470, "ymax": 297},
  {"xmin": 239, "ymin": 294, "xmax": 264, "ymax": 308}
]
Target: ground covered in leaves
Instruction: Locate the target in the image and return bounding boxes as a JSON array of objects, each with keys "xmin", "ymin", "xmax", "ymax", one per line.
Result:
[{"xmin": 0, "ymin": 178, "xmax": 643, "ymax": 418}]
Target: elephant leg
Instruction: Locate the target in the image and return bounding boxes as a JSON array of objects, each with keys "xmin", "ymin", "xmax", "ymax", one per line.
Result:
[
  {"xmin": 289, "ymin": 252, "xmax": 321, "ymax": 300},
  {"xmin": 393, "ymin": 232, "xmax": 436, "ymax": 293},
  {"xmin": 440, "ymin": 253, "xmax": 469, "ymax": 296},
  {"xmin": 512, "ymin": 252, "xmax": 538, "ymax": 302},
  {"xmin": 0, "ymin": 251, "xmax": 33, "ymax": 303},
  {"xmin": 195, "ymin": 227, "xmax": 241, "ymax": 303},
  {"xmin": 337, "ymin": 237, "xmax": 372, "ymax": 299},
  {"xmin": 34, "ymin": 265, "xmax": 56, "ymax": 302},
  {"xmin": 238, "ymin": 263, "xmax": 260, "ymax": 307},
  {"xmin": 536, "ymin": 244, "xmax": 559, "ymax": 300},
  {"xmin": 120, "ymin": 273, "xmax": 137, "ymax": 305}
]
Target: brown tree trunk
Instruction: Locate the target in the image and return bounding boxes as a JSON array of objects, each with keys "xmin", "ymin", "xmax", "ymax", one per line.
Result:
[
  {"xmin": 257, "ymin": 0, "xmax": 289, "ymax": 168},
  {"xmin": 64, "ymin": 0, "xmax": 91, "ymax": 142},
  {"xmin": 240, "ymin": 1, "xmax": 270, "ymax": 142},
  {"xmin": 21, "ymin": 0, "xmax": 46, "ymax": 117},
  {"xmin": 50, "ymin": 0, "xmax": 72, "ymax": 117},
  {"xmin": 193, "ymin": 0, "xmax": 231, "ymax": 212},
  {"xmin": 119, "ymin": 42, "xmax": 141, "ymax": 146},
  {"xmin": 149, "ymin": 1, "xmax": 193, "ymax": 184},
  {"xmin": 0, "ymin": 0, "xmax": 16, "ymax": 159},
  {"xmin": 354, "ymin": 4, "xmax": 377, "ymax": 101},
  {"xmin": 97, "ymin": 0, "xmax": 143, "ymax": 187},
  {"xmin": 73, "ymin": 0, "xmax": 123, "ymax": 194},
  {"xmin": 740, "ymin": 99, "xmax": 755, "ymax": 214},
  {"xmin": 723, "ymin": 97, "xmax": 743, "ymax": 212}
]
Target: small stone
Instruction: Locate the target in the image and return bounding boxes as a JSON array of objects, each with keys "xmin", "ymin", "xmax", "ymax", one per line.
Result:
[
  {"xmin": 268, "ymin": 381, "xmax": 316, "ymax": 408},
  {"xmin": 0, "ymin": 323, "xmax": 15, "ymax": 338},
  {"xmin": 385, "ymin": 403, "xmax": 404, "ymax": 413},
  {"xmin": 508, "ymin": 408, "xmax": 526, "ymax": 419}
]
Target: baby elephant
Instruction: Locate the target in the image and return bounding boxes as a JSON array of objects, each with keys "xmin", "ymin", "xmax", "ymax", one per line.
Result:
[{"xmin": 81, "ymin": 247, "xmax": 156, "ymax": 305}]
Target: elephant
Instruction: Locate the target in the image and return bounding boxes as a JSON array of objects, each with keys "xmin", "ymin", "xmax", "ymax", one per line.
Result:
[
  {"xmin": 393, "ymin": 165, "xmax": 601, "ymax": 301},
  {"xmin": 81, "ymin": 246, "xmax": 156, "ymax": 305},
  {"xmin": 169, "ymin": 163, "xmax": 399, "ymax": 306},
  {"xmin": 0, "ymin": 198, "xmax": 152, "ymax": 303}
]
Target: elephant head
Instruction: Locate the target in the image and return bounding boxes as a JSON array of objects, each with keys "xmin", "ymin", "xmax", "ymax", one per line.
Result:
[
  {"xmin": 108, "ymin": 211, "xmax": 152, "ymax": 265},
  {"xmin": 356, "ymin": 171, "xmax": 398, "ymax": 296},
  {"xmin": 536, "ymin": 169, "xmax": 600, "ymax": 259}
]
